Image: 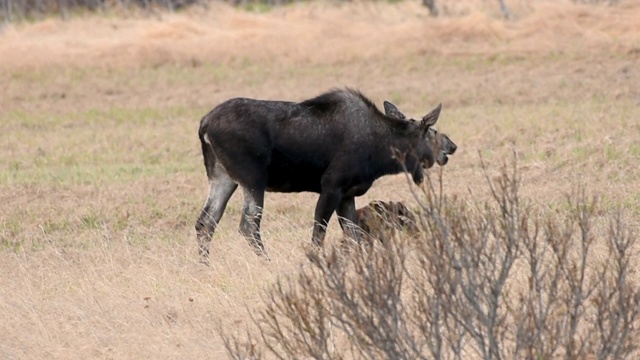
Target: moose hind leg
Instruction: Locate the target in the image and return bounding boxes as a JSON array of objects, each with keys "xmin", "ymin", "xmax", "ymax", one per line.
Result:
[
  {"xmin": 195, "ymin": 166, "xmax": 238, "ymax": 262},
  {"xmin": 239, "ymin": 186, "xmax": 267, "ymax": 257}
]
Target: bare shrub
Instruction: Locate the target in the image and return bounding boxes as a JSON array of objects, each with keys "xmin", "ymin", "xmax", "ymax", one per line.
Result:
[{"xmin": 222, "ymin": 156, "xmax": 640, "ymax": 359}]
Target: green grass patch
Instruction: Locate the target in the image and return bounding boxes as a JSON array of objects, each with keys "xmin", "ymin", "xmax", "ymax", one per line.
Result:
[
  {"xmin": 630, "ymin": 144, "xmax": 640, "ymax": 159},
  {"xmin": 604, "ymin": 144, "xmax": 621, "ymax": 161},
  {"xmin": 80, "ymin": 213, "xmax": 103, "ymax": 230},
  {"xmin": 40, "ymin": 218, "xmax": 72, "ymax": 235},
  {"xmin": 1, "ymin": 162, "xmax": 198, "ymax": 186},
  {"xmin": 240, "ymin": 2, "xmax": 273, "ymax": 13},
  {"xmin": 0, "ymin": 104, "xmax": 204, "ymax": 186},
  {"xmin": 0, "ymin": 218, "xmax": 23, "ymax": 251}
]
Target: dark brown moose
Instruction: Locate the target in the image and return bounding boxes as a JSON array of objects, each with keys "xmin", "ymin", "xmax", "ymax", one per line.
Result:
[
  {"xmin": 354, "ymin": 200, "xmax": 420, "ymax": 244},
  {"xmin": 195, "ymin": 88, "xmax": 456, "ymax": 262}
]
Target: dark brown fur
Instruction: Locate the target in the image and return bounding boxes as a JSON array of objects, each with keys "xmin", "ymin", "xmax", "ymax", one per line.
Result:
[{"xmin": 354, "ymin": 200, "xmax": 419, "ymax": 243}]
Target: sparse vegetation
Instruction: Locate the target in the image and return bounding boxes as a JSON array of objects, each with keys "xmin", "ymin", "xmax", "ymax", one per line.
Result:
[
  {"xmin": 1, "ymin": 1, "xmax": 639, "ymax": 358},
  {"xmin": 223, "ymin": 160, "xmax": 640, "ymax": 359}
]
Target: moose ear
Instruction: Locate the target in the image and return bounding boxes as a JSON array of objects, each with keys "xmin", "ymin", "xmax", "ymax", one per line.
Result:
[
  {"xmin": 420, "ymin": 103, "xmax": 442, "ymax": 130},
  {"xmin": 383, "ymin": 101, "xmax": 406, "ymax": 120}
]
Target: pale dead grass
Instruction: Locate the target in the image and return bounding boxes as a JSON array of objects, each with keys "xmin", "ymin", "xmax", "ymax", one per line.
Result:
[
  {"xmin": 1, "ymin": 0, "xmax": 640, "ymax": 358},
  {"xmin": 0, "ymin": 186, "xmax": 318, "ymax": 358},
  {"xmin": 1, "ymin": 0, "xmax": 639, "ymax": 71}
]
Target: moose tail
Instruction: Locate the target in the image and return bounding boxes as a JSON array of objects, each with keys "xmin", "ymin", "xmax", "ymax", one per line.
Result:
[{"xmin": 198, "ymin": 114, "xmax": 217, "ymax": 180}]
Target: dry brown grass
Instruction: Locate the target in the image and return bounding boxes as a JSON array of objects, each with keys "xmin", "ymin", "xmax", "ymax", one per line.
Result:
[
  {"xmin": 1, "ymin": 0, "xmax": 640, "ymax": 358},
  {"xmin": 1, "ymin": 0, "xmax": 640, "ymax": 71}
]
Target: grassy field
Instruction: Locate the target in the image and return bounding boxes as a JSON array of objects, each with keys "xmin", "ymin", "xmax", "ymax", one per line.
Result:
[{"xmin": 1, "ymin": 0, "xmax": 640, "ymax": 358}]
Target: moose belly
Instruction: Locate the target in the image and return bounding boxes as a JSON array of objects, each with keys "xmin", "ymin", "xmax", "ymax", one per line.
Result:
[
  {"xmin": 266, "ymin": 161, "xmax": 324, "ymax": 193},
  {"xmin": 265, "ymin": 164, "xmax": 374, "ymax": 197},
  {"xmin": 264, "ymin": 151, "xmax": 374, "ymax": 195}
]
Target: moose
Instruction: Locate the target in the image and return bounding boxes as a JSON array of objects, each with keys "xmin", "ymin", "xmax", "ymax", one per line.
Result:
[
  {"xmin": 354, "ymin": 200, "xmax": 420, "ymax": 244},
  {"xmin": 195, "ymin": 88, "xmax": 457, "ymax": 262}
]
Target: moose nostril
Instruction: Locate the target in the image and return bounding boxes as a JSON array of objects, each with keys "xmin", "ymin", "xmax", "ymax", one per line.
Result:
[{"xmin": 450, "ymin": 145, "xmax": 457, "ymax": 154}]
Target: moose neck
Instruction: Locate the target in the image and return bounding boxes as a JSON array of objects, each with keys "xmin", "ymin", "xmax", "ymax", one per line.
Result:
[{"xmin": 372, "ymin": 124, "xmax": 425, "ymax": 180}]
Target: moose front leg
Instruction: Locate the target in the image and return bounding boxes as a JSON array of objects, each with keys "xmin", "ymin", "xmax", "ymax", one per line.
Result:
[
  {"xmin": 312, "ymin": 189, "xmax": 343, "ymax": 248},
  {"xmin": 336, "ymin": 196, "xmax": 361, "ymax": 243}
]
